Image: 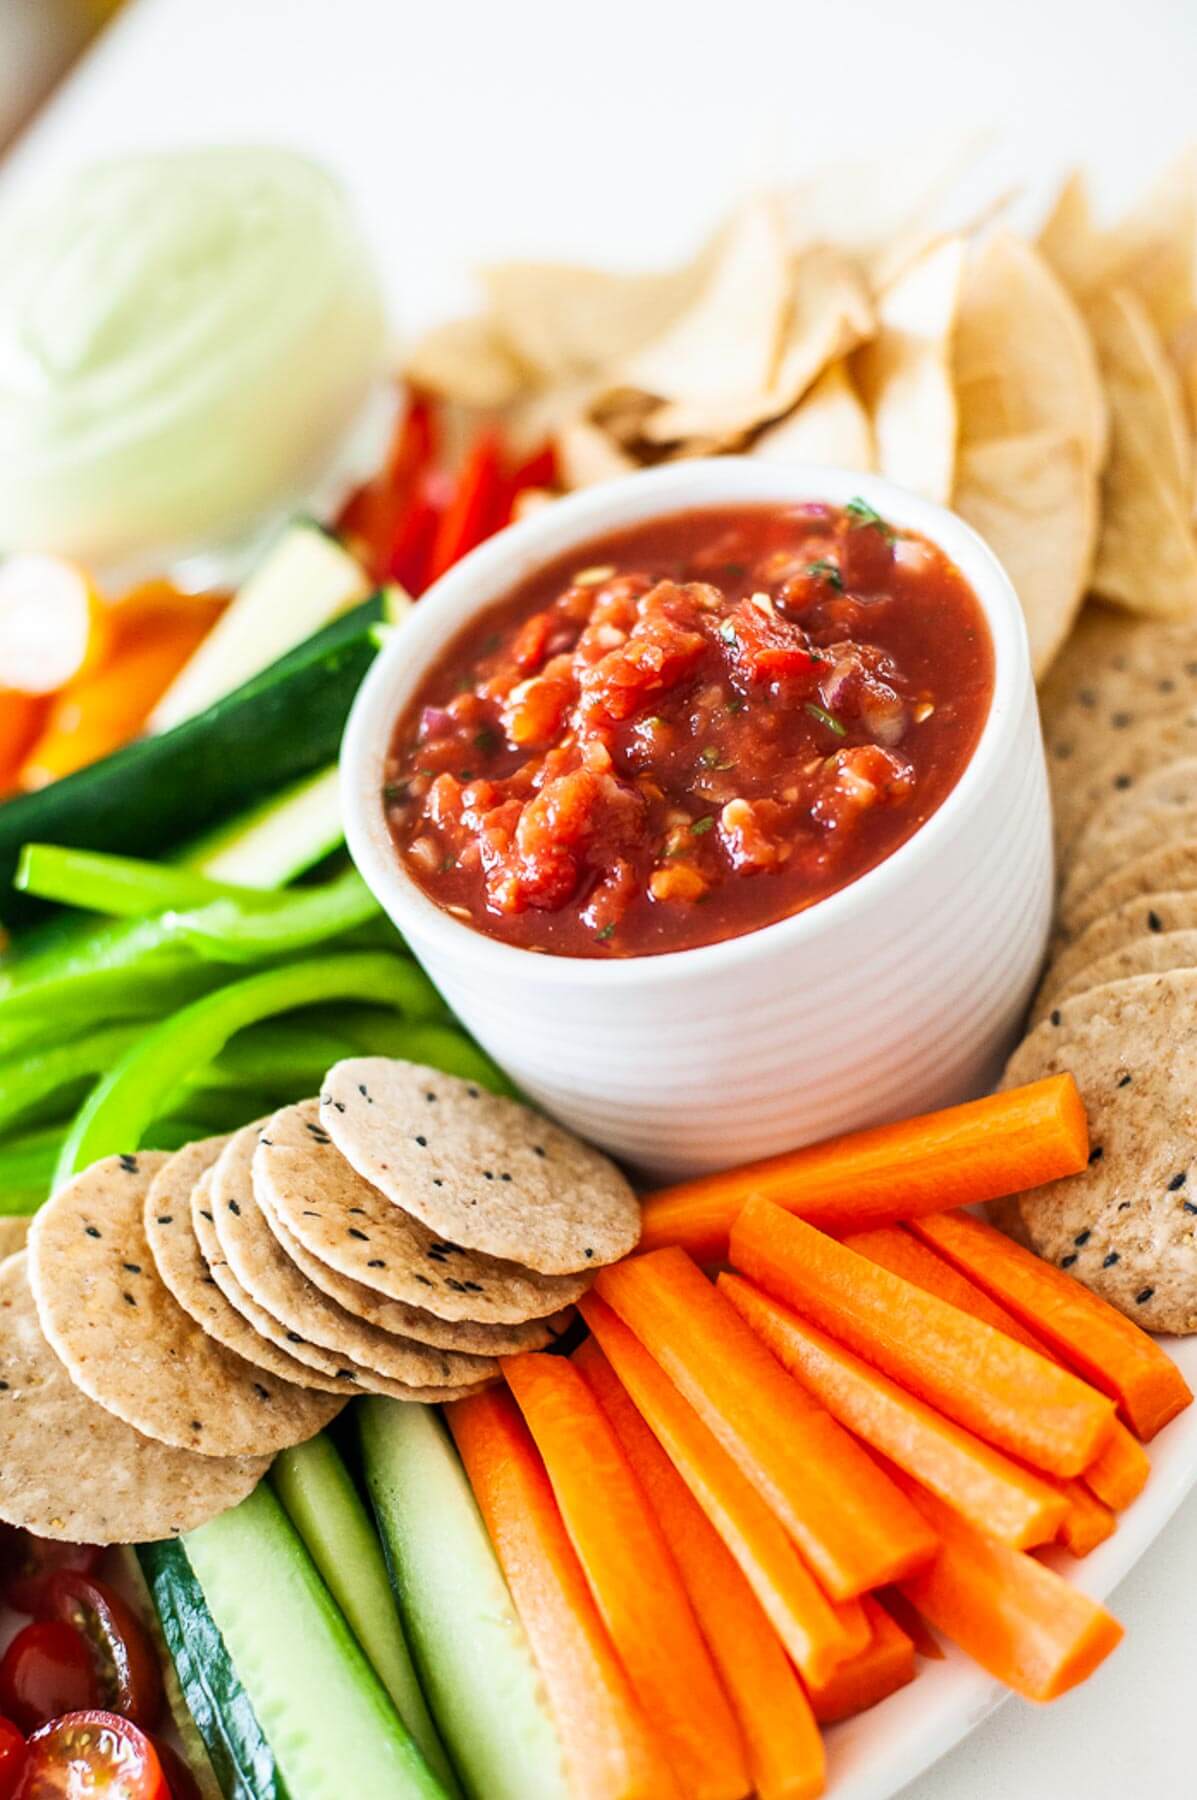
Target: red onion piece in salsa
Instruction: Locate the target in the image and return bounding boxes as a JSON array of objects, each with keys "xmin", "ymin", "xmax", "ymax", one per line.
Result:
[{"xmin": 384, "ymin": 501, "xmax": 994, "ymax": 957}]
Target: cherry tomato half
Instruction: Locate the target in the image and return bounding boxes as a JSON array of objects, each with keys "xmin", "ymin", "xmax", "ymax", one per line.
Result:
[
  {"xmin": 0, "ymin": 1717, "xmax": 26, "ymax": 1800},
  {"xmin": 36, "ymin": 1576, "xmax": 162, "ymax": 1733},
  {"xmin": 18, "ymin": 1711, "xmax": 168, "ymax": 1800},
  {"xmin": 148, "ymin": 1742, "xmax": 202, "ymax": 1800},
  {"xmin": 0, "ymin": 1624, "xmax": 97, "ymax": 1734},
  {"xmin": 0, "ymin": 1532, "xmax": 101, "ymax": 1618}
]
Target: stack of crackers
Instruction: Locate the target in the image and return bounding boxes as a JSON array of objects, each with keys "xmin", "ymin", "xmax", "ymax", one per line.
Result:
[
  {"xmin": 995, "ymin": 605, "xmax": 1197, "ymax": 1334},
  {"xmin": 0, "ymin": 1059, "xmax": 640, "ymax": 1544}
]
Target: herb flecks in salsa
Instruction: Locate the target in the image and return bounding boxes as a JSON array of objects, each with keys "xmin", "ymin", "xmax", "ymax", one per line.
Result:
[{"xmin": 385, "ymin": 502, "xmax": 993, "ymax": 957}]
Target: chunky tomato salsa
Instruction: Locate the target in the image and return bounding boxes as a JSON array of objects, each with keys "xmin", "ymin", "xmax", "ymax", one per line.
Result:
[{"xmin": 384, "ymin": 501, "xmax": 994, "ymax": 957}]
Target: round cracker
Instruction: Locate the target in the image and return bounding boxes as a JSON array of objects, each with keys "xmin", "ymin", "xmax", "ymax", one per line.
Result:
[
  {"xmin": 153, "ymin": 1163, "xmax": 347, "ymax": 1393},
  {"xmin": 190, "ymin": 1171, "xmax": 480, "ymax": 1404},
  {"xmin": 0, "ymin": 1253, "xmax": 269, "ymax": 1543},
  {"xmin": 0, "ymin": 1218, "xmax": 31, "ymax": 1265},
  {"xmin": 1029, "ymin": 928, "xmax": 1197, "ymax": 1028},
  {"xmin": 1051, "ymin": 704, "xmax": 1197, "ymax": 863},
  {"xmin": 1003, "ymin": 971, "xmax": 1197, "ymax": 1332},
  {"xmin": 260, "ymin": 1204, "xmax": 574, "ymax": 1356},
  {"xmin": 320, "ymin": 1058, "xmax": 640, "ymax": 1275},
  {"xmin": 1060, "ymin": 757, "xmax": 1197, "ymax": 923},
  {"xmin": 1059, "ymin": 840, "xmax": 1197, "ymax": 941},
  {"xmin": 210, "ymin": 1123, "xmax": 496, "ymax": 1389},
  {"xmin": 28, "ymin": 1152, "xmax": 344, "ymax": 1458},
  {"xmin": 1036, "ymin": 890, "xmax": 1197, "ymax": 1011},
  {"xmin": 255, "ymin": 1101, "xmax": 591, "ymax": 1324}
]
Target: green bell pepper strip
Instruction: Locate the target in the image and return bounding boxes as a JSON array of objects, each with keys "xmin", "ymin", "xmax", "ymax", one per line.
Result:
[
  {"xmin": 0, "ymin": 1024, "xmax": 146, "ymax": 1138},
  {"xmin": 209, "ymin": 1022, "xmax": 359, "ymax": 1090},
  {"xmin": 15, "ymin": 844, "xmax": 268, "ymax": 919},
  {"xmin": 167, "ymin": 868, "xmax": 380, "ymax": 965},
  {"xmin": 0, "ymin": 1126, "xmax": 63, "ymax": 1211},
  {"xmin": 56, "ymin": 952, "xmax": 443, "ymax": 1184}
]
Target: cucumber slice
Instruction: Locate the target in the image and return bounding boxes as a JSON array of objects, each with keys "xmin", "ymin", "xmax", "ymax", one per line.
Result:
[
  {"xmin": 151, "ymin": 523, "xmax": 370, "ymax": 731},
  {"xmin": 136, "ymin": 1537, "xmax": 286, "ymax": 1800},
  {"xmin": 0, "ymin": 596, "xmax": 382, "ymax": 925},
  {"xmin": 116, "ymin": 1547, "xmax": 224, "ymax": 1800},
  {"xmin": 272, "ymin": 1437, "xmax": 460, "ymax": 1797},
  {"xmin": 359, "ymin": 1400, "xmax": 568, "ymax": 1800},
  {"xmin": 184, "ymin": 1483, "xmax": 446, "ymax": 1800},
  {"xmin": 183, "ymin": 767, "xmax": 343, "ymax": 889}
]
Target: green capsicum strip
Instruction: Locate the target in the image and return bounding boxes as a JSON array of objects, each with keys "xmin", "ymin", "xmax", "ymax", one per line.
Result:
[
  {"xmin": 167, "ymin": 867, "xmax": 380, "ymax": 965},
  {"xmin": 55, "ymin": 951, "xmax": 442, "ymax": 1184},
  {"xmin": 0, "ymin": 1024, "xmax": 146, "ymax": 1137},
  {"xmin": 15, "ymin": 843, "xmax": 269, "ymax": 918}
]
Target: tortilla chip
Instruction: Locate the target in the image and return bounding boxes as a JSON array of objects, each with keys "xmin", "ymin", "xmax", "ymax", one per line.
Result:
[
  {"xmin": 954, "ymin": 232, "xmax": 1107, "ymax": 467},
  {"xmin": 854, "ymin": 236, "xmax": 965, "ymax": 503},
  {"xmin": 953, "ymin": 430, "xmax": 1097, "ymax": 677},
  {"xmin": 402, "ymin": 315, "xmax": 529, "ymax": 408},
  {"xmin": 611, "ymin": 196, "xmax": 791, "ymax": 439},
  {"xmin": 1088, "ymin": 288, "xmax": 1197, "ymax": 618},
  {"xmin": 1038, "ymin": 172, "xmax": 1104, "ymax": 296},
  {"xmin": 554, "ymin": 417, "xmax": 637, "ymax": 488},
  {"xmin": 481, "ymin": 243, "xmax": 717, "ymax": 382},
  {"xmin": 1092, "ymin": 152, "xmax": 1197, "ymax": 345},
  {"xmin": 751, "ymin": 363, "xmax": 874, "ymax": 470}
]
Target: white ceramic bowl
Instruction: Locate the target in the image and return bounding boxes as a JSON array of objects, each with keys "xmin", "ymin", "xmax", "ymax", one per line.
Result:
[{"xmin": 342, "ymin": 459, "xmax": 1052, "ymax": 1180}]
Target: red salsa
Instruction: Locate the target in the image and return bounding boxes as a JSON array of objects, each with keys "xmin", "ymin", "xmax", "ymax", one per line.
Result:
[{"xmin": 385, "ymin": 501, "xmax": 994, "ymax": 957}]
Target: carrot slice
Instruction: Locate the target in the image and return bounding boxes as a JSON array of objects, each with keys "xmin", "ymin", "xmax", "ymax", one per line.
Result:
[
  {"xmin": 845, "ymin": 1227, "xmax": 1150, "ymax": 1511},
  {"xmin": 0, "ymin": 692, "xmax": 46, "ymax": 793},
  {"xmin": 805, "ymin": 1597, "xmax": 916, "ymax": 1724},
  {"xmin": 1056, "ymin": 1479, "xmax": 1116, "ymax": 1558},
  {"xmin": 910, "ymin": 1211, "xmax": 1193, "ymax": 1441},
  {"xmin": 447, "ymin": 1387, "xmax": 679, "ymax": 1800},
  {"xmin": 639, "ymin": 1075, "xmax": 1089, "ymax": 1261},
  {"xmin": 875, "ymin": 1588, "xmax": 944, "ymax": 1661},
  {"xmin": 502, "ymin": 1352, "xmax": 749, "ymax": 1800},
  {"xmin": 579, "ymin": 1293, "xmax": 868, "ymax": 1683},
  {"xmin": 730, "ymin": 1202, "xmax": 1117, "ymax": 1478},
  {"xmin": 719, "ymin": 1274, "xmax": 1069, "ymax": 1550},
  {"xmin": 575, "ymin": 1336, "xmax": 826, "ymax": 1800},
  {"xmin": 890, "ymin": 1469, "xmax": 1125, "ymax": 1699},
  {"xmin": 593, "ymin": 1251, "xmax": 937, "ymax": 1601}
]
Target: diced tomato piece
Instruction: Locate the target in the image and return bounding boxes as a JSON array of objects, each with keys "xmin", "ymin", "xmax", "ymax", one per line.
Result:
[
  {"xmin": 20, "ymin": 1711, "xmax": 168, "ymax": 1800},
  {"xmin": 724, "ymin": 593, "xmax": 823, "ymax": 686},
  {"xmin": 0, "ymin": 1717, "xmax": 25, "ymax": 1800}
]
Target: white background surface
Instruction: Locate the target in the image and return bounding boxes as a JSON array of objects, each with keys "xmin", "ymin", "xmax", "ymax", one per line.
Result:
[{"xmin": 3, "ymin": 0, "xmax": 1195, "ymax": 1791}]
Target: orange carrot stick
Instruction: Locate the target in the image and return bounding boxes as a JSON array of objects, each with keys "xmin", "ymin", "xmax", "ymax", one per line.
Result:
[
  {"xmin": 875, "ymin": 1588, "xmax": 944, "ymax": 1662},
  {"xmin": 730, "ymin": 1202, "xmax": 1117, "ymax": 1479},
  {"xmin": 805, "ymin": 1598, "xmax": 917, "ymax": 1724},
  {"xmin": 0, "ymin": 692, "xmax": 46, "ymax": 793},
  {"xmin": 579, "ymin": 1293, "xmax": 868, "ymax": 1683},
  {"xmin": 575, "ymin": 1337, "xmax": 826, "ymax": 1800},
  {"xmin": 1056, "ymin": 1479, "xmax": 1117, "ymax": 1558},
  {"xmin": 593, "ymin": 1251, "xmax": 937, "ymax": 1602},
  {"xmin": 502, "ymin": 1352, "xmax": 750, "ymax": 1800},
  {"xmin": 640, "ymin": 1075, "xmax": 1089, "ymax": 1261},
  {"xmin": 447, "ymin": 1387, "xmax": 680, "ymax": 1800},
  {"xmin": 890, "ymin": 1470, "xmax": 1125, "ymax": 1700},
  {"xmin": 910, "ymin": 1211, "xmax": 1193, "ymax": 1442},
  {"xmin": 718, "ymin": 1274, "xmax": 1069, "ymax": 1551},
  {"xmin": 845, "ymin": 1227, "xmax": 1150, "ymax": 1511}
]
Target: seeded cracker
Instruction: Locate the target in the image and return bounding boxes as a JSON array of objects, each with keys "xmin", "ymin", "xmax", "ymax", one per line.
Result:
[
  {"xmin": 1029, "ymin": 927, "xmax": 1197, "ymax": 1028},
  {"xmin": 1051, "ymin": 705, "xmax": 1197, "ymax": 863},
  {"xmin": 260, "ymin": 1207, "xmax": 574, "ymax": 1355},
  {"xmin": 1059, "ymin": 757, "xmax": 1197, "ymax": 926},
  {"xmin": 28, "ymin": 1152, "xmax": 344, "ymax": 1457},
  {"xmin": 0, "ymin": 1218, "xmax": 31, "ymax": 1265},
  {"xmin": 210, "ymin": 1122, "xmax": 496, "ymax": 1390},
  {"xmin": 1001, "ymin": 971, "xmax": 1197, "ymax": 1332},
  {"xmin": 319, "ymin": 1057, "xmax": 640, "ymax": 1275},
  {"xmin": 1035, "ymin": 891, "xmax": 1197, "ymax": 1010},
  {"xmin": 157, "ymin": 1162, "xmax": 347, "ymax": 1392},
  {"xmin": 255, "ymin": 1101, "xmax": 591, "ymax": 1323},
  {"xmin": 0, "ymin": 1254, "xmax": 267, "ymax": 1543},
  {"xmin": 1059, "ymin": 840, "xmax": 1197, "ymax": 941}
]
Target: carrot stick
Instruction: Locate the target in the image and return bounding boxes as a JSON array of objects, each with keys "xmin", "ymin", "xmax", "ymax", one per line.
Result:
[
  {"xmin": 578, "ymin": 1294, "xmax": 869, "ymax": 1684},
  {"xmin": 593, "ymin": 1252, "xmax": 937, "ymax": 1602},
  {"xmin": 730, "ymin": 1202, "xmax": 1117, "ymax": 1479},
  {"xmin": 718, "ymin": 1274, "xmax": 1069, "ymax": 1551},
  {"xmin": 501, "ymin": 1352, "xmax": 749, "ymax": 1800},
  {"xmin": 845, "ymin": 1227, "xmax": 1150, "ymax": 1511},
  {"xmin": 447, "ymin": 1387, "xmax": 679, "ymax": 1800},
  {"xmin": 805, "ymin": 1597, "xmax": 916, "ymax": 1724},
  {"xmin": 640, "ymin": 1075, "xmax": 1089, "ymax": 1261},
  {"xmin": 1056, "ymin": 1479, "xmax": 1117, "ymax": 1558},
  {"xmin": 875, "ymin": 1588, "xmax": 944, "ymax": 1662},
  {"xmin": 910, "ymin": 1211, "xmax": 1193, "ymax": 1442},
  {"xmin": 889, "ymin": 1469, "xmax": 1125, "ymax": 1700},
  {"xmin": 575, "ymin": 1336, "xmax": 825, "ymax": 1800},
  {"xmin": 0, "ymin": 692, "xmax": 46, "ymax": 793}
]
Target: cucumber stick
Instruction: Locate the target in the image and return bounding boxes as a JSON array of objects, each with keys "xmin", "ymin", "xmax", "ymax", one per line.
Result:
[
  {"xmin": 184, "ymin": 1483, "xmax": 446, "ymax": 1800},
  {"xmin": 360, "ymin": 1400, "xmax": 569, "ymax": 1800},
  {"xmin": 184, "ymin": 766, "xmax": 344, "ymax": 888},
  {"xmin": 151, "ymin": 523, "xmax": 370, "ymax": 731},
  {"xmin": 136, "ymin": 1536, "xmax": 286, "ymax": 1800},
  {"xmin": 272, "ymin": 1437, "xmax": 460, "ymax": 1798},
  {"xmin": 116, "ymin": 1547, "xmax": 224, "ymax": 1800}
]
